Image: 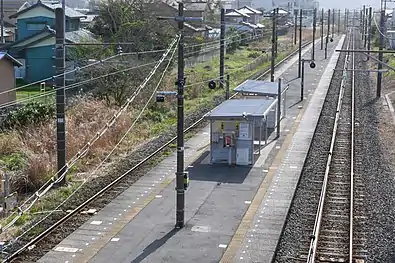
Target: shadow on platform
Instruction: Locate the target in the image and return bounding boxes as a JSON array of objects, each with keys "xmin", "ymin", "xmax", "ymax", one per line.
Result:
[
  {"xmin": 131, "ymin": 228, "xmax": 179, "ymax": 263},
  {"xmin": 186, "ymin": 151, "xmax": 252, "ymax": 184}
]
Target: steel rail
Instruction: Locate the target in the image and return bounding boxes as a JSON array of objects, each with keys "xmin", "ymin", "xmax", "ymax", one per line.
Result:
[
  {"xmin": 306, "ymin": 30, "xmax": 353, "ymax": 263},
  {"xmin": 349, "ymin": 15, "xmax": 357, "ymax": 262},
  {"xmin": 3, "ymin": 38, "xmax": 316, "ymax": 263}
]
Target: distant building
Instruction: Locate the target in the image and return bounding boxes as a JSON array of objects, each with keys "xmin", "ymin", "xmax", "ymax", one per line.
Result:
[
  {"xmin": 3, "ymin": 0, "xmax": 97, "ymax": 83},
  {"xmin": 0, "ymin": 52, "xmax": 22, "ymax": 105},
  {"xmin": 225, "ymin": 6, "xmax": 264, "ymax": 34}
]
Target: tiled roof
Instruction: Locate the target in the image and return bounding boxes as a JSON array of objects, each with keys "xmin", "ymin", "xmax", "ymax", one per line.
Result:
[
  {"xmin": 65, "ymin": 29, "xmax": 98, "ymax": 43},
  {"xmin": 2, "ymin": 0, "xmax": 28, "ymax": 12},
  {"xmin": 184, "ymin": 2, "xmax": 207, "ymax": 11},
  {"xmin": 41, "ymin": 1, "xmax": 87, "ymax": 18},
  {"xmin": 10, "ymin": 0, "xmax": 87, "ymax": 19},
  {"xmin": 237, "ymin": 6, "xmax": 262, "ymax": 15},
  {"xmin": 0, "ymin": 52, "xmax": 23, "ymax": 66},
  {"xmin": 225, "ymin": 9, "xmax": 250, "ymax": 18}
]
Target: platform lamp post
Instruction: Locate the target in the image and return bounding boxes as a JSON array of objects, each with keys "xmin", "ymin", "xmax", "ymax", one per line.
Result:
[{"xmin": 300, "ymin": 59, "xmax": 316, "ymax": 101}]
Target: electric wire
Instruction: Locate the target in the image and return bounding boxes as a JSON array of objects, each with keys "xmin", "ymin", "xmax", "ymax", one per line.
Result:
[
  {"xmin": 0, "ymin": 35, "xmax": 180, "ymax": 234},
  {"xmin": 0, "ymin": 30, "xmax": 288, "ymax": 224},
  {"xmin": 1, "ymin": 39, "xmax": 179, "ymax": 253},
  {"xmin": 0, "ymin": 34, "xmax": 266, "ymax": 110}
]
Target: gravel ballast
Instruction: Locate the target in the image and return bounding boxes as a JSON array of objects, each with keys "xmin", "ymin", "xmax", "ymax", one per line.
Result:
[
  {"xmin": 275, "ymin": 31, "xmax": 395, "ymax": 262},
  {"xmin": 274, "ymin": 33, "xmax": 348, "ymax": 261}
]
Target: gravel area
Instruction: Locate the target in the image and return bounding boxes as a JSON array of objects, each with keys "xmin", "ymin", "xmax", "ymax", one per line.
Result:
[
  {"xmin": 273, "ymin": 35, "xmax": 349, "ymax": 262},
  {"xmin": 3, "ymin": 94, "xmax": 225, "ymax": 262},
  {"xmin": 275, "ymin": 30, "xmax": 395, "ymax": 263},
  {"xmin": 358, "ymin": 51, "xmax": 395, "ymax": 261}
]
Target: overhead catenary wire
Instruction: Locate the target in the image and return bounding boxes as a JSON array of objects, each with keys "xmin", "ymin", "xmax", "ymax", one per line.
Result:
[
  {"xmin": 1, "ymin": 38, "xmax": 179, "ymax": 254},
  {"xmin": 1, "ymin": 29, "xmax": 316, "ymax": 260},
  {"xmin": 0, "ymin": 34, "xmax": 265, "ymax": 110},
  {"xmin": 0, "ymin": 35, "xmax": 180, "ymax": 234},
  {"xmin": 5, "ymin": 31, "xmax": 257, "ymax": 96}
]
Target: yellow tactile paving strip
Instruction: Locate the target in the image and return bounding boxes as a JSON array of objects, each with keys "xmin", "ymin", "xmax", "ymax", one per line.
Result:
[{"xmin": 219, "ymin": 97, "xmax": 307, "ymax": 263}]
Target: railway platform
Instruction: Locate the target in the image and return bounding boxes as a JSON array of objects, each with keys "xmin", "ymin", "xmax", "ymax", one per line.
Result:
[{"xmin": 38, "ymin": 35, "xmax": 345, "ymax": 263}]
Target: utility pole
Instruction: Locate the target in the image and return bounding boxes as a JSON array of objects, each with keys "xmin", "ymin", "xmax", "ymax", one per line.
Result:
[
  {"xmin": 55, "ymin": 8, "xmax": 66, "ymax": 186},
  {"xmin": 367, "ymin": 7, "xmax": 372, "ymax": 58},
  {"xmin": 275, "ymin": 8, "xmax": 279, "ymax": 57},
  {"xmin": 298, "ymin": 8, "xmax": 302, "ymax": 78},
  {"xmin": 226, "ymin": 74, "xmax": 230, "ymax": 100},
  {"xmin": 219, "ymin": 8, "xmax": 225, "ymax": 91},
  {"xmin": 321, "ymin": 8, "xmax": 324, "ymax": 50},
  {"xmin": 271, "ymin": 8, "xmax": 277, "ymax": 82},
  {"xmin": 363, "ymin": 8, "xmax": 369, "ymax": 49},
  {"xmin": 332, "ymin": 9, "xmax": 335, "ymax": 37},
  {"xmin": 175, "ymin": 3, "xmax": 186, "ymax": 229},
  {"xmin": 377, "ymin": 8, "xmax": 385, "ymax": 98},
  {"xmin": 0, "ymin": 0, "xmax": 4, "ymax": 44},
  {"xmin": 312, "ymin": 8, "xmax": 316, "ymax": 60},
  {"xmin": 294, "ymin": 11, "xmax": 297, "ymax": 45},
  {"xmin": 345, "ymin": 8, "xmax": 348, "ymax": 31},
  {"xmin": 338, "ymin": 9, "xmax": 341, "ymax": 34},
  {"xmin": 157, "ymin": 3, "xmax": 202, "ymax": 229},
  {"xmin": 362, "ymin": 5, "xmax": 366, "ymax": 42},
  {"xmin": 325, "ymin": 9, "xmax": 330, "ymax": 59}
]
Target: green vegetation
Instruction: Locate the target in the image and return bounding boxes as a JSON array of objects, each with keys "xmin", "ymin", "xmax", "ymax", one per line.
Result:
[
  {"xmin": 2, "ymin": 102, "xmax": 55, "ymax": 130},
  {"xmin": 0, "ymin": 0, "xmax": 297, "ymax": 236}
]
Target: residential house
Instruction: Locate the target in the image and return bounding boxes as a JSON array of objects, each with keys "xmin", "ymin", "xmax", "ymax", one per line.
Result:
[
  {"xmin": 4, "ymin": 0, "xmax": 97, "ymax": 83},
  {"xmin": 225, "ymin": 6, "xmax": 264, "ymax": 33},
  {"xmin": 0, "ymin": 52, "xmax": 22, "ymax": 104},
  {"xmin": 0, "ymin": 0, "xmax": 30, "ymax": 45},
  {"xmin": 1, "ymin": 21, "xmax": 17, "ymax": 43},
  {"xmin": 147, "ymin": 0, "xmax": 213, "ymax": 37}
]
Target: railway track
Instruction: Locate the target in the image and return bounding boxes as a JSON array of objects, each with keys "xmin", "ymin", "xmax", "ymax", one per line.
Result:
[
  {"xmin": 305, "ymin": 24, "xmax": 367, "ymax": 263},
  {"xmin": 2, "ymin": 38, "xmax": 318, "ymax": 262}
]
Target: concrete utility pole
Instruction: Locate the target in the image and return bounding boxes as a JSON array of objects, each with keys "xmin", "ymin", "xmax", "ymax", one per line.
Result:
[
  {"xmin": 338, "ymin": 9, "xmax": 341, "ymax": 34},
  {"xmin": 321, "ymin": 8, "xmax": 324, "ymax": 50},
  {"xmin": 345, "ymin": 8, "xmax": 348, "ymax": 31},
  {"xmin": 325, "ymin": 9, "xmax": 330, "ymax": 59},
  {"xmin": 275, "ymin": 8, "xmax": 279, "ymax": 57},
  {"xmin": 367, "ymin": 7, "xmax": 372, "ymax": 58},
  {"xmin": 219, "ymin": 8, "xmax": 225, "ymax": 92},
  {"xmin": 312, "ymin": 8, "xmax": 316, "ymax": 60},
  {"xmin": 332, "ymin": 8, "xmax": 335, "ymax": 37},
  {"xmin": 294, "ymin": 12, "xmax": 297, "ymax": 45},
  {"xmin": 175, "ymin": 3, "xmax": 186, "ymax": 229},
  {"xmin": 298, "ymin": 8, "xmax": 302, "ymax": 78},
  {"xmin": 157, "ymin": 3, "xmax": 202, "ymax": 229},
  {"xmin": 362, "ymin": 5, "xmax": 366, "ymax": 42},
  {"xmin": 364, "ymin": 7, "xmax": 368, "ymax": 48},
  {"xmin": 271, "ymin": 8, "xmax": 277, "ymax": 82},
  {"xmin": 55, "ymin": 8, "xmax": 66, "ymax": 186},
  {"xmin": 377, "ymin": 8, "xmax": 385, "ymax": 98},
  {"xmin": 1, "ymin": 0, "xmax": 4, "ymax": 44}
]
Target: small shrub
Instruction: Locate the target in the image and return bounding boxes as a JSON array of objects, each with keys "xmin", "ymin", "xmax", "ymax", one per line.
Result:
[
  {"xmin": 248, "ymin": 51, "xmax": 262, "ymax": 59},
  {"xmin": 2, "ymin": 102, "xmax": 55, "ymax": 130},
  {"xmin": 0, "ymin": 152, "xmax": 27, "ymax": 171},
  {"xmin": 0, "ymin": 133, "xmax": 23, "ymax": 156},
  {"xmin": 12, "ymin": 154, "xmax": 50, "ymax": 193}
]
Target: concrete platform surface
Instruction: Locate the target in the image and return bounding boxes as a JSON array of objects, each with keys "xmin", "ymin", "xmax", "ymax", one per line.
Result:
[{"xmin": 37, "ymin": 35, "xmax": 345, "ymax": 263}]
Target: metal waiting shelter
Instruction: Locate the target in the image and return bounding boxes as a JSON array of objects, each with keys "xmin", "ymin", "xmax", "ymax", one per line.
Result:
[
  {"xmin": 206, "ymin": 98, "xmax": 280, "ymax": 166},
  {"xmin": 234, "ymin": 79, "xmax": 288, "ymax": 119}
]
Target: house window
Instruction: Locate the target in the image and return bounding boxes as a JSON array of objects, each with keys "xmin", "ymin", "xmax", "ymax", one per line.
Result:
[{"xmin": 27, "ymin": 23, "xmax": 46, "ymax": 30}]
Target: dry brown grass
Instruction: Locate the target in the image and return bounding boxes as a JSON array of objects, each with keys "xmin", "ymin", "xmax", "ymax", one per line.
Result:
[{"xmin": 0, "ymin": 97, "xmax": 142, "ymax": 193}]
